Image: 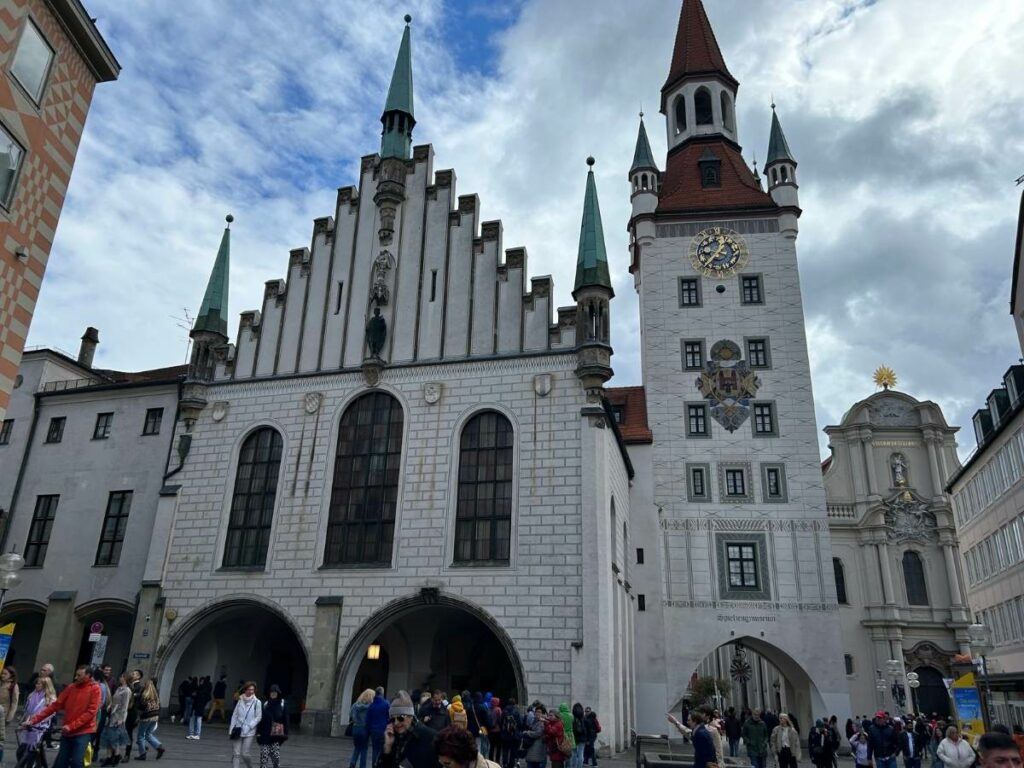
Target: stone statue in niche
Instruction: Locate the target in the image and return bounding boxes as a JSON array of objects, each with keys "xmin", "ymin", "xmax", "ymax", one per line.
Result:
[
  {"xmin": 891, "ymin": 453, "xmax": 909, "ymax": 487},
  {"xmin": 366, "ymin": 307, "xmax": 387, "ymax": 359},
  {"xmin": 371, "ymin": 249, "xmax": 394, "ymax": 306}
]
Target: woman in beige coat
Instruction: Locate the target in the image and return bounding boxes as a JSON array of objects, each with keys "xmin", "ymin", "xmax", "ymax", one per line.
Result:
[{"xmin": 771, "ymin": 713, "xmax": 802, "ymax": 768}]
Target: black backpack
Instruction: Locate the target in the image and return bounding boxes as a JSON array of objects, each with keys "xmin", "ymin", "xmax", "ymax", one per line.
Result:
[{"xmin": 502, "ymin": 711, "xmax": 519, "ymax": 738}]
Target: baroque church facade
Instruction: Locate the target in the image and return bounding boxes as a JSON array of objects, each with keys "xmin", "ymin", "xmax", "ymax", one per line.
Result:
[{"xmin": 0, "ymin": 0, "xmax": 982, "ymax": 744}]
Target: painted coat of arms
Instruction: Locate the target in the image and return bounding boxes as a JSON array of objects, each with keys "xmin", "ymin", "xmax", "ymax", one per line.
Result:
[{"xmin": 696, "ymin": 340, "xmax": 761, "ymax": 432}]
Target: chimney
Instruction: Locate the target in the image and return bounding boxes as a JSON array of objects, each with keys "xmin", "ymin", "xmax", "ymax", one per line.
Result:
[{"xmin": 78, "ymin": 327, "xmax": 99, "ymax": 368}]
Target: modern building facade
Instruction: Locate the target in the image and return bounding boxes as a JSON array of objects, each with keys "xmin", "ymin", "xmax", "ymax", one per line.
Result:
[{"xmin": 0, "ymin": 0, "xmax": 118, "ymax": 420}]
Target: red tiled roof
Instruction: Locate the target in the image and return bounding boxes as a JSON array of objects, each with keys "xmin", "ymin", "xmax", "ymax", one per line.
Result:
[
  {"xmin": 606, "ymin": 385, "xmax": 653, "ymax": 444},
  {"xmin": 656, "ymin": 139, "xmax": 777, "ymax": 214},
  {"xmin": 661, "ymin": 0, "xmax": 737, "ymax": 110}
]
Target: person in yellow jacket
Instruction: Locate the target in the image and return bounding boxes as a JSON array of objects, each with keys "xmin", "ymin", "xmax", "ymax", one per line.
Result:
[{"xmin": 449, "ymin": 696, "xmax": 469, "ymax": 730}]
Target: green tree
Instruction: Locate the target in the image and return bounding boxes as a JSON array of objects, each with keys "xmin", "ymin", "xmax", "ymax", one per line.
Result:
[{"xmin": 689, "ymin": 675, "xmax": 731, "ymax": 705}]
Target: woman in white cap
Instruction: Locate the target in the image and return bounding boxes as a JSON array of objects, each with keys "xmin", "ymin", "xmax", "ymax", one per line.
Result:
[{"xmin": 378, "ymin": 691, "xmax": 438, "ymax": 768}]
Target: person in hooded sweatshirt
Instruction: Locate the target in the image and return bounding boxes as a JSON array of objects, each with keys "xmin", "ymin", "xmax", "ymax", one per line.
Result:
[
  {"xmin": 367, "ymin": 687, "xmax": 391, "ymax": 767},
  {"xmin": 349, "ymin": 689, "xmax": 374, "ymax": 768},
  {"xmin": 558, "ymin": 703, "xmax": 577, "ymax": 760},
  {"xmin": 570, "ymin": 704, "xmax": 586, "ymax": 768},
  {"xmin": 488, "ymin": 698, "xmax": 503, "ymax": 761},
  {"xmin": 448, "ymin": 695, "xmax": 469, "ymax": 731}
]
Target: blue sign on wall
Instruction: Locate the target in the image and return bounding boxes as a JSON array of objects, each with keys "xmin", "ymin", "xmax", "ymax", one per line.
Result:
[{"xmin": 953, "ymin": 687, "xmax": 982, "ymax": 721}]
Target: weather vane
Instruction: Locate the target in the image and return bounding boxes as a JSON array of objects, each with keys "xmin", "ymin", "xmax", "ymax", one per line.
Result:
[{"xmin": 873, "ymin": 366, "xmax": 897, "ymax": 391}]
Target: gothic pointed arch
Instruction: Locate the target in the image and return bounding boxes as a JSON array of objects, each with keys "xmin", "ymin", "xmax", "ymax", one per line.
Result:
[{"xmin": 224, "ymin": 426, "xmax": 284, "ymax": 568}]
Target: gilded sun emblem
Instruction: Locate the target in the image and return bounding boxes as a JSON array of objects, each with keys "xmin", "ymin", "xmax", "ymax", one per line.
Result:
[{"xmin": 873, "ymin": 366, "xmax": 897, "ymax": 391}]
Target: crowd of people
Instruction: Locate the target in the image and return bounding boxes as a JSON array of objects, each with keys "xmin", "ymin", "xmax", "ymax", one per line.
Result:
[{"xmin": 347, "ymin": 688, "xmax": 603, "ymax": 768}]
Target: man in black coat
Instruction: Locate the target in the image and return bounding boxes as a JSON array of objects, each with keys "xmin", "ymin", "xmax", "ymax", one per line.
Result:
[
  {"xmin": 377, "ymin": 693, "xmax": 437, "ymax": 768},
  {"xmin": 867, "ymin": 711, "xmax": 900, "ymax": 768},
  {"xmin": 900, "ymin": 721, "xmax": 928, "ymax": 768},
  {"xmin": 418, "ymin": 690, "xmax": 451, "ymax": 732}
]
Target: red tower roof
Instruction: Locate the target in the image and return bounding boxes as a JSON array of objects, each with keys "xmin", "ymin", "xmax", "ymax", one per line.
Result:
[
  {"xmin": 661, "ymin": 0, "xmax": 738, "ymax": 111},
  {"xmin": 657, "ymin": 139, "xmax": 776, "ymax": 215}
]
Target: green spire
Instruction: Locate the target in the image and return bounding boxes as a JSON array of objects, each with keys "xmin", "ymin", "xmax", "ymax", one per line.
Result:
[
  {"xmin": 573, "ymin": 158, "xmax": 613, "ymax": 298},
  {"xmin": 766, "ymin": 104, "xmax": 795, "ymax": 165},
  {"xmin": 381, "ymin": 15, "xmax": 415, "ymax": 159},
  {"xmin": 193, "ymin": 215, "xmax": 232, "ymax": 338},
  {"xmin": 630, "ymin": 114, "xmax": 658, "ymax": 174}
]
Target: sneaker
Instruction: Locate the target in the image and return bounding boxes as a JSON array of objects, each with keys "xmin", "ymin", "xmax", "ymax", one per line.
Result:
[
  {"xmin": 136, "ymin": 756, "xmax": 146, "ymax": 761},
  {"xmin": 156, "ymin": 747, "xmax": 165, "ymax": 760}
]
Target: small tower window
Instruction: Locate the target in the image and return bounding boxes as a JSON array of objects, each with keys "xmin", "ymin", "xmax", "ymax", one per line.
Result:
[
  {"xmin": 720, "ymin": 92, "xmax": 734, "ymax": 131},
  {"xmin": 702, "ymin": 166, "xmax": 719, "ymax": 187},
  {"xmin": 781, "ymin": 166, "xmax": 789, "ymax": 182},
  {"xmin": 641, "ymin": 174, "xmax": 648, "ymax": 190},
  {"xmin": 674, "ymin": 94, "xmax": 687, "ymax": 134},
  {"xmin": 695, "ymin": 87, "xmax": 713, "ymax": 126},
  {"xmin": 771, "ymin": 168, "xmax": 778, "ymax": 184}
]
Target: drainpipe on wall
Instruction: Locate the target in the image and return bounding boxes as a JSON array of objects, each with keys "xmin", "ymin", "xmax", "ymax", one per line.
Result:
[{"xmin": 0, "ymin": 393, "xmax": 42, "ymax": 553}]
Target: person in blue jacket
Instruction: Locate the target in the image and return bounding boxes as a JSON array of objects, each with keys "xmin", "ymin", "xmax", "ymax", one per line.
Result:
[{"xmin": 367, "ymin": 686, "xmax": 391, "ymax": 766}]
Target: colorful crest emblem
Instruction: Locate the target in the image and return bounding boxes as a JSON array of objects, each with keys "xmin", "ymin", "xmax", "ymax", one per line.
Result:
[{"xmin": 695, "ymin": 340, "xmax": 761, "ymax": 432}]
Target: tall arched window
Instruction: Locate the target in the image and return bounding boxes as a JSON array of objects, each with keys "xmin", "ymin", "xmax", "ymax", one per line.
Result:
[
  {"xmin": 833, "ymin": 558, "xmax": 848, "ymax": 604},
  {"xmin": 454, "ymin": 411, "xmax": 513, "ymax": 564},
  {"xmin": 325, "ymin": 392, "xmax": 404, "ymax": 566},
  {"xmin": 720, "ymin": 92, "xmax": 734, "ymax": 131},
  {"xmin": 694, "ymin": 87, "xmax": 713, "ymax": 126},
  {"xmin": 223, "ymin": 427, "xmax": 283, "ymax": 568},
  {"xmin": 674, "ymin": 95, "xmax": 687, "ymax": 134},
  {"xmin": 903, "ymin": 550, "xmax": 929, "ymax": 605}
]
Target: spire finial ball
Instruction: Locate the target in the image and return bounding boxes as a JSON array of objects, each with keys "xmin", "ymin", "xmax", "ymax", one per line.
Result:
[
  {"xmin": 586, "ymin": 156, "xmax": 595, "ymax": 167},
  {"xmin": 404, "ymin": 14, "xmax": 412, "ymax": 24},
  {"xmin": 225, "ymin": 214, "xmax": 234, "ymax": 225}
]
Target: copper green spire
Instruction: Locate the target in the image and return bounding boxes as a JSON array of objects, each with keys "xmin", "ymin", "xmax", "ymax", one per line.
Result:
[
  {"xmin": 192, "ymin": 215, "xmax": 232, "ymax": 338},
  {"xmin": 573, "ymin": 157, "xmax": 613, "ymax": 298},
  {"xmin": 630, "ymin": 113, "xmax": 658, "ymax": 174},
  {"xmin": 766, "ymin": 104, "xmax": 795, "ymax": 165},
  {"xmin": 381, "ymin": 15, "xmax": 415, "ymax": 159}
]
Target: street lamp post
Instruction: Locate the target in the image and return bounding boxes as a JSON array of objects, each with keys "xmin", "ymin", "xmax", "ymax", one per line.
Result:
[
  {"xmin": 886, "ymin": 659, "xmax": 908, "ymax": 714},
  {"xmin": 968, "ymin": 623, "xmax": 995, "ymax": 730},
  {"xmin": 876, "ymin": 671, "xmax": 888, "ymax": 709},
  {"xmin": 0, "ymin": 550, "xmax": 24, "ymax": 615}
]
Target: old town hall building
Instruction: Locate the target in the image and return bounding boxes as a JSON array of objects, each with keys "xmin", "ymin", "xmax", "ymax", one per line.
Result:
[{"xmin": 4, "ymin": 0, "xmax": 984, "ymax": 742}]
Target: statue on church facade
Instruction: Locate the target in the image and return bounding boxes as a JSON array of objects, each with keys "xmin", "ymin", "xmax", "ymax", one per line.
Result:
[
  {"xmin": 891, "ymin": 453, "xmax": 908, "ymax": 487},
  {"xmin": 366, "ymin": 306, "xmax": 387, "ymax": 359}
]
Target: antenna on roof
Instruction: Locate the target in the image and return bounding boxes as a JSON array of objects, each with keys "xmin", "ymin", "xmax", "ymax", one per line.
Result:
[{"xmin": 171, "ymin": 307, "xmax": 194, "ymax": 365}]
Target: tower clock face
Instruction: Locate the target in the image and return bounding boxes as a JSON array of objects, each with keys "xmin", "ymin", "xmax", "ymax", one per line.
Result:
[{"xmin": 688, "ymin": 226, "xmax": 749, "ymax": 278}]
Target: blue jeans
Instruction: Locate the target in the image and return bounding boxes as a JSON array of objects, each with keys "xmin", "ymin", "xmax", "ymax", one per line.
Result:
[
  {"xmin": 183, "ymin": 698, "xmax": 193, "ymax": 723},
  {"xmin": 729, "ymin": 740, "xmax": 740, "ymax": 758},
  {"xmin": 371, "ymin": 732, "xmax": 385, "ymax": 766},
  {"xmin": 350, "ymin": 732, "xmax": 369, "ymax": 768},
  {"xmin": 572, "ymin": 742, "xmax": 585, "ymax": 768},
  {"xmin": 478, "ymin": 736, "xmax": 491, "ymax": 761},
  {"xmin": 53, "ymin": 733, "xmax": 91, "ymax": 768},
  {"xmin": 906, "ymin": 758, "xmax": 921, "ymax": 768},
  {"xmin": 137, "ymin": 720, "xmax": 162, "ymax": 755},
  {"xmin": 877, "ymin": 756, "xmax": 898, "ymax": 768},
  {"xmin": 189, "ymin": 713, "xmax": 203, "ymax": 737},
  {"xmin": 750, "ymin": 756, "xmax": 767, "ymax": 768}
]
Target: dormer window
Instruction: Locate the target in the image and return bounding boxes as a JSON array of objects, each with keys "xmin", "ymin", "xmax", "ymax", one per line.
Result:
[
  {"xmin": 698, "ymin": 148, "xmax": 721, "ymax": 188},
  {"xmin": 695, "ymin": 87, "xmax": 713, "ymax": 126},
  {"xmin": 674, "ymin": 95, "xmax": 687, "ymax": 134}
]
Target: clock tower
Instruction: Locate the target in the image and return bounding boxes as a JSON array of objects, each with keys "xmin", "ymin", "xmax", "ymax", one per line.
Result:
[{"xmin": 629, "ymin": 0, "xmax": 850, "ymax": 730}]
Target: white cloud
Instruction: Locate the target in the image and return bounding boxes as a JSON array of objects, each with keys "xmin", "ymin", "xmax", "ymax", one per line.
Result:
[{"xmin": 27, "ymin": 0, "xmax": 1024, "ymax": 459}]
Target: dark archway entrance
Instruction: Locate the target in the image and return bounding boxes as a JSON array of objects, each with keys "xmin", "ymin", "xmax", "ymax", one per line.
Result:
[
  {"xmin": 0, "ymin": 606, "xmax": 45, "ymax": 675},
  {"xmin": 158, "ymin": 601, "xmax": 309, "ymax": 721},
  {"xmin": 75, "ymin": 610, "xmax": 133, "ymax": 673},
  {"xmin": 913, "ymin": 666, "xmax": 950, "ymax": 718}
]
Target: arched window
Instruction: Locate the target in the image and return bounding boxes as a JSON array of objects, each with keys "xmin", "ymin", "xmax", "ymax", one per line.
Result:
[
  {"xmin": 454, "ymin": 411, "xmax": 513, "ymax": 564},
  {"xmin": 772, "ymin": 168, "xmax": 778, "ymax": 184},
  {"xmin": 781, "ymin": 166, "xmax": 789, "ymax": 182},
  {"xmin": 903, "ymin": 551, "xmax": 929, "ymax": 605},
  {"xmin": 223, "ymin": 427, "xmax": 283, "ymax": 568},
  {"xmin": 695, "ymin": 87, "xmax": 713, "ymax": 126},
  {"xmin": 833, "ymin": 558, "xmax": 848, "ymax": 604},
  {"xmin": 641, "ymin": 174, "xmax": 648, "ymax": 190},
  {"xmin": 674, "ymin": 95, "xmax": 687, "ymax": 134},
  {"xmin": 720, "ymin": 92, "xmax": 734, "ymax": 131},
  {"xmin": 325, "ymin": 392, "xmax": 404, "ymax": 566}
]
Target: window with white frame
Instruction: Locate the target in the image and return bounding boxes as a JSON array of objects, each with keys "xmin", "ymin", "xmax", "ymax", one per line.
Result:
[{"xmin": 11, "ymin": 19, "xmax": 54, "ymax": 103}]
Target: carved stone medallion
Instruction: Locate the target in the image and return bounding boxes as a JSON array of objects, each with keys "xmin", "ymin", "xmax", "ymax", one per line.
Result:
[
  {"xmin": 303, "ymin": 392, "xmax": 323, "ymax": 414},
  {"xmin": 423, "ymin": 382, "xmax": 442, "ymax": 404},
  {"xmin": 211, "ymin": 401, "xmax": 229, "ymax": 422},
  {"xmin": 534, "ymin": 374, "xmax": 553, "ymax": 397}
]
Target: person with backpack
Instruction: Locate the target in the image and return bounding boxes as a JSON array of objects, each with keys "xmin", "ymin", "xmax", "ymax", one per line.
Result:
[
  {"xmin": 570, "ymin": 705, "xmax": 586, "ymax": 768},
  {"xmin": 449, "ymin": 695, "xmax": 469, "ymax": 731},
  {"xmin": 583, "ymin": 708, "xmax": 601, "ymax": 768},
  {"xmin": 498, "ymin": 698, "xmax": 522, "ymax": 768}
]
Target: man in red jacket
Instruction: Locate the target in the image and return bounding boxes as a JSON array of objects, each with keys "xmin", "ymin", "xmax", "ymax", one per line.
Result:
[{"xmin": 24, "ymin": 664, "xmax": 101, "ymax": 768}]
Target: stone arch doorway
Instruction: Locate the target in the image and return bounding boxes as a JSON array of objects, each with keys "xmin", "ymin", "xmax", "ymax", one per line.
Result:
[
  {"xmin": 681, "ymin": 636, "xmax": 825, "ymax": 734},
  {"xmin": 74, "ymin": 601, "xmax": 135, "ymax": 673},
  {"xmin": 156, "ymin": 598, "xmax": 309, "ymax": 718},
  {"xmin": 0, "ymin": 601, "xmax": 46, "ymax": 674},
  {"xmin": 912, "ymin": 666, "xmax": 950, "ymax": 718},
  {"xmin": 336, "ymin": 592, "xmax": 525, "ymax": 730}
]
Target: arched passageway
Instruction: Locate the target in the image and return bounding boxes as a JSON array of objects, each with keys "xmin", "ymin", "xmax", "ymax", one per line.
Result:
[
  {"xmin": 75, "ymin": 609, "xmax": 134, "ymax": 673},
  {"xmin": 157, "ymin": 600, "xmax": 308, "ymax": 719},
  {"xmin": 912, "ymin": 666, "xmax": 950, "ymax": 718},
  {"xmin": 337, "ymin": 595, "xmax": 525, "ymax": 725},
  {"xmin": 0, "ymin": 605, "xmax": 45, "ymax": 674}
]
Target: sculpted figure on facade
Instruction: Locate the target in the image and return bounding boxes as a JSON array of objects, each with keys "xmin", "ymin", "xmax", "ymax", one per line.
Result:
[
  {"xmin": 891, "ymin": 452, "xmax": 909, "ymax": 487},
  {"xmin": 371, "ymin": 249, "xmax": 394, "ymax": 306}
]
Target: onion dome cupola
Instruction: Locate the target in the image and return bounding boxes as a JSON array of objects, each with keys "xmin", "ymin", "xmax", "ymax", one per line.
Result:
[
  {"xmin": 764, "ymin": 103, "xmax": 800, "ymax": 237},
  {"xmin": 574, "ymin": 157, "xmax": 614, "ymax": 400},
  {"xmin": 380, "ymin": 15, "xmax": 415, "ymax": 160},
  {"xmin": 660, "ymin": 0, "xmax": 739, "ymax": 153}
]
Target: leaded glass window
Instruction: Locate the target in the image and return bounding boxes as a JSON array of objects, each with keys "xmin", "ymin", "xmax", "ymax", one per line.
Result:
[
  {"xmin": 223, "ymin": 427, "xmax": 283, "ymax": 568},
  {"xmin": 454, "ymin": 411, "xmax": 513, "ymax": 564}
]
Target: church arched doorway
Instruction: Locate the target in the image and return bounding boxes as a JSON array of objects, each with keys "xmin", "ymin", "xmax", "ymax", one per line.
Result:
[
  {"xmin": 156, "ymin": 599, "xmax": 308, "ymax": 718},
  {"xmin": 912, "ymin": 666, "xmax": 950, "ymax": 718},
  {"xmin": 337, "ymin": 593, "xmax": 525, "ymax": 726}
]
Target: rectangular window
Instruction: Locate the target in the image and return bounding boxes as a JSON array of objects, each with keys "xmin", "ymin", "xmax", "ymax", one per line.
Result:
[
  {"xmin": 142, "ymin": 408, "xmax": 163, "ymax": 436},
  {"xmin": 747, "ymin": 338, "xmax": 770, "ymax": 368},
  {"xmin": 844, "ymin": 654, "xmax": 854, "ymax": 675},
  {"xmin": 0, "ymin": 124, "xmax": 25, "ymax": 209},
  {"xmin": 725, "ymin": 468, "xmax": 746, "ymax": 497},
  {"xmin": 687, "ymin": 404, "xmax": 708, "ymax": 436},
  {"xmin": 24, "ymin": 494, "xmax": 58, "ymax": 567},
  {"xmin": 753, "ymin": 402, "xmax": 776, "ymax": 436},
  {"xmin": 93, "ymin": 412, "xmax": 113, "ymax": 440},
  {"xmin": 741, "ymin": 275, "xmax": 763, "ymax": 305},
  {"xmin": 334, "ymin": 281, "xmax": 344, "ymax": 314},
  {"xmin": 638, "ymin": 594, "xmax": 646, "ymax": 611},
  {"xmin": 95, "ymin": 491, "xmax": 132, "ymax": 566},
  {"xmin": 686, "ymin": 463, "xmax": 710, "ymax": 502},
  {"xmin": 610, "ymin": 404, "xmax": 626, "ymax": 424},
  {"xmin": 682, "ymin": 340, "xmax": 705, "ymax": 370},
  {"xmin": 678, "ymin": 277, "xmax": 701, "ymax": 307},
  {"xmin": 11, "ymin": 19, "xmax": 54, "ymax": 103},
  {"xmin": 636, "ymin": 547, "xmax": 645, "ymax": 565},
  {"xmin": 726, "ymin": 543, "xmax": 759, "ymax": 588},
  {"xmin": 430, "ymin": 270, "xmax": 438, "ymax": 302},
  {"xmin": 0, "ymin": 419, "xmax": 12, "ymax": 445},
  {"xmin": 44, "ymin": 416, "xmax": 65, "ymax": 444},
  {"xmin": 766, "ymin": 467, "xmax": 783, "ymax": 497}
]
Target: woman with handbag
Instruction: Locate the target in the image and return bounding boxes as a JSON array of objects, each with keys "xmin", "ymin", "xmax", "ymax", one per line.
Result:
[
  {"xmin": 256, "ymin": 685, "xmax": 288, "ymax": 768},
  {"xmin": 348, "ymin": 689, "xmax": 374, "ymax": 768},
  {"xmin": 544, "ymin": 708, "xmax": 571, "ymax": 768},
  {"xmin": 134, "ymin": 679, "xmax": 165, "ymax": 760},
  {"xmin": 522, "ymin": 704, "xmax": 547, "ymax": 768},
  {"xmin": 229, "ymin": 682, "xmax": 262, "ymax": 768}
]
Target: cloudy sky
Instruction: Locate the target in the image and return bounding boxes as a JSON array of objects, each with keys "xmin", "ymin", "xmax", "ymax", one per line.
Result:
[{"xmin": 26, "ymin": 0, "xmax": 1024, "ymax": 458}]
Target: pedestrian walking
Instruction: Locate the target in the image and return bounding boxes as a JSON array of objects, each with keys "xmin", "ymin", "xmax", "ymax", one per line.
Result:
[
  {"xmin": 134, "ymin": 679, "xmax": 164, "ymax": 760},
  {"xmin": 24, "ymin": 664, "xmax": 102, "ymax": 768},
  {"xmin": 937, "ymin": 727, "xmax": 976, "ymax": 768},
  {"xmin": 229, "ymin": 682, "xmax": 261, "ymax": 768},
  {"xmin": 256, "ymin": 685, "xmax": 287, "ymax": 768},
  {"xmin": 470, "ymin": 694, "xmax": 492, "ymax": 761},
  {"xmin": 15, "ymin": 676, "xmax": 55, "ymax": 768},
  {"xmin": 489, "ymin": 698, "xmax": 503, "ymax": 762},
  {"xmin": 188, "ymin": 677, "xmax": 211, "ymax": 740},
  {"xmin": 367, "ymin": 686, "xmax": 390, "ymax": 766},
  {"xmin": 851, "ymin": 729, "xmax": 871, "ymax": 768},
  {"xmin": 448, "ymin": 696, "xmax": 468, "ymax": 731},
  {"xmin": 348, "ymin": 689, "xmax": 373, "ymax": 768},
  {"xmin": 570, "ymin": 705, "xmax": 586, "ymax": 768},
  {"xmin": 809, "ymin": 719, "xmax": 838, "ymax": 768},
  {"xmin": 543, "ymin": 707, "xmax": 570, "ymax": 768},
  {"xmin": 742, "ymin": 708, "xmax": 770, "ymax": 768},
  {"xmin": 209, "ymin": 676, "xmax": 228, "ymax": 723},
  {"xmin": 498, "ymin": 698, "xmax": 523, "ymax": 768},
  {"xmin": 123, "ymin": 670, "xmax": 143, "ymax": 764},
  {"xmin": 582, "ymin": 707, "xmax": 600, "ymax": 768},
  {"xmin": 556, "ymin": 704, "xmax": 575, "ymax": 768},
  {"xmin": 92, "ymin": 667, "xmax": 112, "ymax": 754},
  {"xmin": 522, "ymin": 703, "xmax": 547, "ymax": 768},
  {"xmin": 99, "ymin": 674, "xmax": 131, "ymax": 766},
  {"xmin": 1, "ymin": 667, "xmax": 20, "ymax": 725},
  {"xmin": 177, "ymin": 678, "xmax": 193, "ymax": 726},
  {"xmin": 377, "ymin": 691, "xmax": 437, "ymax": 768},
  {"xmin": 770, "ymin": 713, "xmax": 802, "ymax": 768},
  {"xmin": 901, "ymin": 719, "xmax": 927, "ymax": 768},
  {"xmin": 724, "ymin": 708, "xmax": 742, "ymax": 759},
  {"xmin": 434, "ymin": 724, "xmax": 502, "ymax": 768},
  {"xmin": 420, "ymin": 691, "xmax": 451, "ymax": 732}
]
